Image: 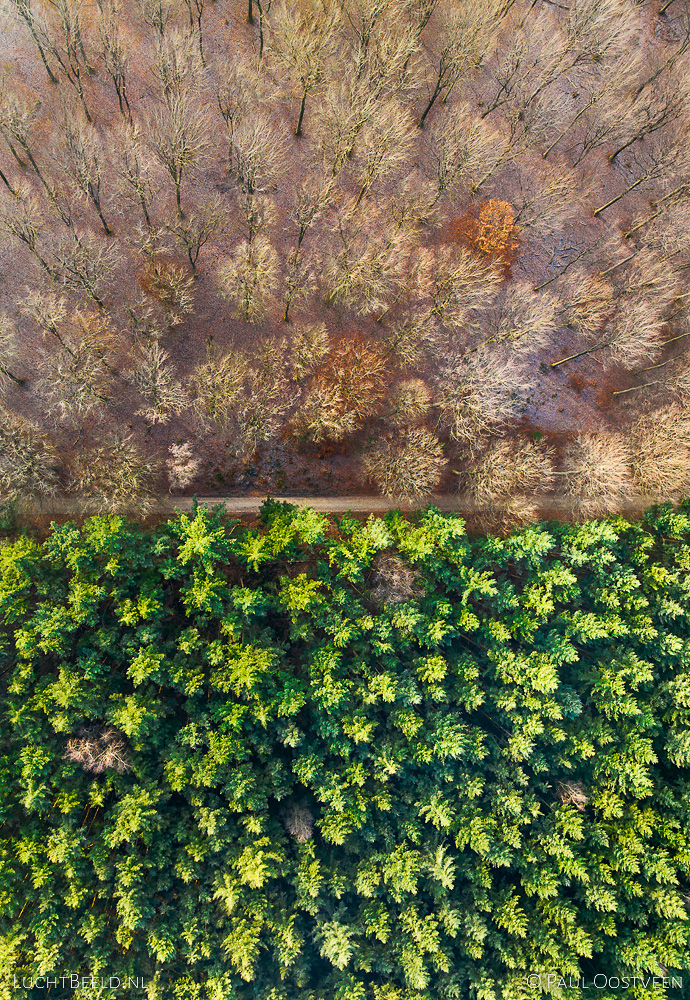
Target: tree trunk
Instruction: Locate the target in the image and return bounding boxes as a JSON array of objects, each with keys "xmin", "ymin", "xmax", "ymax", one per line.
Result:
[
  {"xmin": 608, "ymin": 133, "xmax": 642, "ymax": 163},
  {"xmin": 593, "ymin": 176, "xmax": 646, "ymax": 216},
  {"xmin": 0, "ymin": 165, "xmax": 16, "ymax": 195},
  {"xmin": 418, "ymin": 80, "xmax": 441, "ymax": 128},
  {"xmin": 295, "ymin": 89, "xmax": 308, "ymax": 137},
  {"xmin": 542, "ymin": 98, "xmax": 594, "ymax": 158},
  {"xmin": 247, "ymin": 0, "xmax": 254, "ymax": 23},
  {"xmin": 551, "ymin": 341, "xmax": 611, "ymax": 368}
]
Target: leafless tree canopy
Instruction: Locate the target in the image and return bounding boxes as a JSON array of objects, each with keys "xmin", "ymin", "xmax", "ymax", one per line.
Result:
[{"xmin": 0, "ymin": 0, "xmax": 688, "ymax": 516}]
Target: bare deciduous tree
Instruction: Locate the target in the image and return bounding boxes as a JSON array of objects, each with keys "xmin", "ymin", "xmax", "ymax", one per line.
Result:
[
  {"xmin": 362, "ymin": 427, "xmax": 446, "ymax": 502},
  {"xmin": 292, "ymin": 337, "xmax": 387, "ymax": 442},
  {"xmin": 5, "ymin": 0, "xmax": 59, "ymax": 82},
  {"xmin": 110, "ymin": 122, "xmax": 160, "ymax": 228},
  {"xmin": 98, "ymin": 1, "xmax": 131, "ymax": 119},
  {"xmin": 458, "ymin": 435, "xmax": 555, "ymax": 527},
  {"xmin": 154, "ymin": 26, "xmax": 204, "ymax": 105},
  {"xmin": 50, "ymin": 230, "xmax": 121, "ymax": 308},
  {"xmin": 127, "ymin": 341, "xmax": 187, "ymax": 424},
  {"xmin": 353, "ymin": 98, "xmax": 415, "ymax": 207},
  {"xmin": 40, "ymin": 0, "xmax": 95, "ymax": 121},
  {"xmin": 162, "ymin": 195, "xmax": 229, "ymax": 273},
  {"xmin": 385, "ymin": 378, "xmax": 431, "ymax": 427},
  {"xmin": 190, "ymin": 345, "xmax": 292, "ymax": 458},
  {"xmin": 323, "ymin": 202, "xmax": 412, "ymax": 316},
  {"xmin": 289, "ymin": 322, "xmax": 330, "ymax": 378},
  {"xmin": 552, "ymin": 299, "xmax": 662, "ymax": 370},
  {"xmin": 140, "ymin": 255, "xmax": 195, "ymax": 326},
  {"xmin": 229, "ymin": 113, "xmax": 287, "ymax": 196},
  {"xmin": 271, "ymin": 0, "xmax": 340, "ymax": 137},
  {"xmin": 0, "ymin": 315, "xmax": 23, "ymax": 387},
  {"xmin": 166, "ymin": 440, "xmax": 201, "ymax": 490},
  {"xmin": 69, "ymin": 431, "xmax": 160, "ymax": 514},
  {"xmin": 627, "ymin": 404, "xmax": 690, "ymax": 500},
  {"xmin": 561, "ymin": 431, "xmax": 635, "ymax": 517},
  {"xmin": 436, "ymin": 348, "xmax": 532, "ymax": 447},
  {"xmin": 57, "ymin": 111, "xmax": 112, "ymax": 234},
  {"xmin": 36, "ymin": 335, "xmax": 112, "ymax": 427},
  {"xmin": 417, "ymin": 0, "xmax": 502, "ymax": 127},
  {"xmin": 217, "ymin": 237, "xmax": 279, "ymax": 324},
  {"xmin": 472, "ymin": 282, "xmax": 557, "ymax": 355},
  {"xmin": 148, "ymin": 94, "xmax": 210, "ymax": 216},
  {"xmin": 0, "ymin": 407, "xmax": 59, "ymax": 502},
  {"xmin": 139, "ymin": 0, "xmax": 179, "ymax": 36}
]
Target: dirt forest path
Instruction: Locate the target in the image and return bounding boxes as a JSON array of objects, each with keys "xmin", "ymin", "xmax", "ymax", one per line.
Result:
[{"xmin": 26, "ymin": 494, "xmax": 661, "ymax": 522}]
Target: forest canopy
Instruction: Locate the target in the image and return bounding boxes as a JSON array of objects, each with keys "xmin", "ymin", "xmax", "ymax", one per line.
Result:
[{"xmin": 0, "ymin": 502, "xmax": 689, "ymax": 999}]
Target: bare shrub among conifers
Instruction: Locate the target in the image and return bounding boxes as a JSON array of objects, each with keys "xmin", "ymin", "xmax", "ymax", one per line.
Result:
[
  {"xmin": 561, "ymin": 432, "xmax": 635, "ymax": 517},
  {"xmin": 362, "ymin": 427, "xmax": 446, "ymax": 503},
  {"xmin": 369, "ymin": 551, "xmax": 423, "ymax": 607},
  {"xmin": 282, "ymin": 803, "xmax": 314, "ymax": 843},
  {"xmin": 64, "ymin": 725, "xmax": 130, "ymax": 774}
]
